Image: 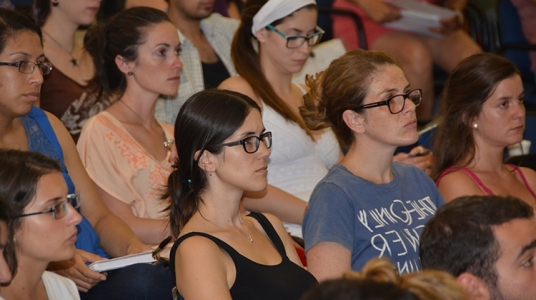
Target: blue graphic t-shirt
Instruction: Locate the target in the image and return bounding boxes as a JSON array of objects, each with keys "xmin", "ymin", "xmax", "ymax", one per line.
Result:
[{"xmin": 303, "ymin": 162, "xmax": 444, "ymax": 273}]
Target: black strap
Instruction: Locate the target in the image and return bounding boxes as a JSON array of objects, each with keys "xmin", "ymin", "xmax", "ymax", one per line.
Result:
[
  {"xmin": 169, "ymin": 213, "xmax": 287, "ymax": 283},
  {"xmin": 246, "ymin": 212, "xmax": 286, "ymax": 256}
]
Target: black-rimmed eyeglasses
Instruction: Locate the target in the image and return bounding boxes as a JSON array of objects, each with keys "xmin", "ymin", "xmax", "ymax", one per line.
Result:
[
  {"xmin": 354, "ymin": 89, "xmax": 422, "ymax": 114},
  {"xmin": 266, "ymin": 25, "xmax": 324, "ymax": 49},
  {"xmin": 0, "ymin": 60, "xmax": 52, "ymax": 75},
  {"xmin": 221, "ymin": 132, "xmax": 272, "ymax": 154},
  {"xmin": 13, "ymin": 192, "xmax": 81, "ymax": 220}
]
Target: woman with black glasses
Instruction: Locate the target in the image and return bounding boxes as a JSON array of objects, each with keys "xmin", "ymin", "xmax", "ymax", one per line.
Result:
[
  {"xmin": 0, "ymin": 149, "xmax": 82, "ymax": 300},
  {"xmin": 300, "ymin": 49, "xmax": 445, "ymax": 282},
  {"xmin": 168, "ymin": 89, "xmax": 317, "ymax": 299}
]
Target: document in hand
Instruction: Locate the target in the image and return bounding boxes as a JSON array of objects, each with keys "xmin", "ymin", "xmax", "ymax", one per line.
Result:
[
  {"xmin": 382, "ymin": 0, "xmax": 458, "ymax": 38},
  {"xmin": 88, "ymin": 251, "xmax": 156, "ymax": 272}
]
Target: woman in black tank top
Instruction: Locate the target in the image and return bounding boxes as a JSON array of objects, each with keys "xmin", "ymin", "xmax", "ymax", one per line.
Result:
[{"xmin": 165, "ymin": 89, "xmax": 317, "ymax": 300}]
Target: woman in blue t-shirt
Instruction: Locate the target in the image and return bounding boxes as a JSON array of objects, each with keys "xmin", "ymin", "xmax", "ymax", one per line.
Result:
[{"xmin": 300, "ymin": 49, "xmax": 445, "ymax": 282}]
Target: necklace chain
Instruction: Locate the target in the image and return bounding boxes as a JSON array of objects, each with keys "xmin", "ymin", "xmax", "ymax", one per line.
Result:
[
  {"xmin": 206, "ymin": 215, "xmax": 254, "ymax": 243},
  {"xmin": 42, "ymin": 30, "xmax": 78, "ymax": 67},
  {"xmin": 119, "ymin": 99, "xmax": 174, "ymax": 150}
]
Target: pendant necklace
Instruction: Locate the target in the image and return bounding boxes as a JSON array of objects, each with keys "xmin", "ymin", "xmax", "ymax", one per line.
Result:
[
  {"xmin": 206, "ymin": 216, "xmax": 254, "ymax": 243},
  {"xmin": 119, "ymin": 99, "xmax": 175, "ymax": 150},
  {"xmin": 43, "ymin": 30, "xmax": 78, "ymax": 67}
]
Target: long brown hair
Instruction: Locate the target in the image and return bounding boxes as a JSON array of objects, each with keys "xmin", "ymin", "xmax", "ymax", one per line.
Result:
[
  {"xmin": 231, "ymin": 0, "xmax": 316, "ymax": 138},
  {"xmin": 431, "ymin": 53, "xmax": 521, "ymax": 180},
  {"xmin": 300, "ymin": 49, "xmax": 397, "ymax": 149}
]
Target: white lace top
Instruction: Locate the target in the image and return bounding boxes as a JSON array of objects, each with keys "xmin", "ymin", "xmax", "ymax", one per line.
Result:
[{"xmin": 264, "ymin": 102, "xmax": 340, "ymax": 202}]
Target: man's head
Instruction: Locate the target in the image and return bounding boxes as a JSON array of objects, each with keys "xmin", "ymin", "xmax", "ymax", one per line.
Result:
[
  {"xmin": 167, "ymin": 0, "xmax": 214, "ymax": 21},
  {"xmin": 420, "ymin": 195, "xmax": 536, "ymax": 300}
]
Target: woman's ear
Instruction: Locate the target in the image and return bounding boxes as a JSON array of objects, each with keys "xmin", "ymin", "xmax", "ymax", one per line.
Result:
[
  {"xmin": 462, "ymin": 111, "xmax": 477, "ymax": 128},
  {"xmin": 114, "ymin": 55, "xmax": 134, "ymax": 76},
  {"xmin": 342, "ymin": 109, "xmax": 365, "ymax": 134},
  {"xmin": 196, "ymin": 150, "xmax": 216, "ymax": 173},
  {"xmin": 256, "ymin": 28, "xmax": 268, "ymax": 43}
]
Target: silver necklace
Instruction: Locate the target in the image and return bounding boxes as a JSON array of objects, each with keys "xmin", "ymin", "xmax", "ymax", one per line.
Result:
[
  {"xmin": 207, "ymin": 216, "xmax": 254, "ymax": 243},
  {"xmin": 43, "ymin": 30, "xmax": 78, "ymax": 67},
  {"xmin": 119, "ymin": 99, "xmax": 174, "ymax": 150}
]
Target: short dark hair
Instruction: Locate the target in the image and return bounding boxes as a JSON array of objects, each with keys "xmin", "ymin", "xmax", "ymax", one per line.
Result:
[
  {"xmin": 420, "ymin": 195, "xmax": 534, "ymax": 287},
  {"xmin": 0, "ymin": 149, "xmax": 61, "ymax": 277},
  {"xmin": 0, "ymin": 8, "xmax": 42, "ymax": 54}
]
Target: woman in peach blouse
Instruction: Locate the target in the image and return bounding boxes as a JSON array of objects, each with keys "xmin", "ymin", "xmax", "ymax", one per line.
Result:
[{"xmin": 77, "ymin": 7, "xmax": 182, "ymax": 245}]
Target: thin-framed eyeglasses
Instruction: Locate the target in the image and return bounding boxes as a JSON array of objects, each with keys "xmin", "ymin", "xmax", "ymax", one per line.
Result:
[
  {"xmin": 266, "ymin": 25, "xmax": 325, "ymax": 49},
  {"xmin": 221, "ymin": 132, "xmax": 272, "ymax": 154},
  {"xmin": 353, "ymin": 89, "xmax": 422, "ymax": 114},
  {"xmin": 0, "ymin": 60, "xmax": 53, "ymax": 75},
  {"xmin": 13, "ymin": 192, "xmax": 81, "ymax": 220}
]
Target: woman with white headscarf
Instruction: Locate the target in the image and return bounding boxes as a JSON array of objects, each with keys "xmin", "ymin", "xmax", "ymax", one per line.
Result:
[{"xmin": 220, "ymin": 0, "xmax": 341, "ymax": 238}]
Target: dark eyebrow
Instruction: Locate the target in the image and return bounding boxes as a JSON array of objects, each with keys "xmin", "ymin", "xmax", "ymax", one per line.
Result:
[
  {"xmin": 380, "ymin": 85, "xmax": 411, "ymax": 96},
  {"xmin": 239, "ymin": 128, "xmax": 266, "ymax": 138},
  {"xmin": 43, "ymin": 196, "xmax": 63, "ymax": 207},
  {"xmin": 517, "ymin": 239, "xmax": 536, "ymax": 260}
]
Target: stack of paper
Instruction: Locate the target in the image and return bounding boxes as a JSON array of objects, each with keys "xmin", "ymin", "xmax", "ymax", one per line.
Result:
[
  {"xmin": 383, "ymin": 0, "xmax": 458, "ymax": 38},
  {"xmin": 88, "ymin": 251, "xmax": 156, "ymax": 272}
]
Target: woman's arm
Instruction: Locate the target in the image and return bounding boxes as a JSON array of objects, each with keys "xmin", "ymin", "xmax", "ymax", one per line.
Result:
[
  {"xmin": 437, "ymin": 170, "xmax": 485, "ymax": 202},
  {"xmin": 47, "ymin": 112, "xmax": 150, "ymax": 256},
  {"xmin": 243, "ymin": 185, "xmax": 307, "ymax": 225},
  {"xmin": 95, "ymin": 185, "xmax": 171, "ymax": 245},
  {"xmin": 175, "ymin": 236, "xmax": 233, "ymax": 300},
  {"xmin": 306, "ymin": 242, "xmax": 351, "ymax": 282},
  {"xmin": 393, "ymin": 146, "xmax": 433, "ymax": 175}
]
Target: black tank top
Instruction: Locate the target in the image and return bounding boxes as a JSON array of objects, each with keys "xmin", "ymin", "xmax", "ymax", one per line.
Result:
[
  {"xmin": 201, "ymin": 55, "xmax": 231, "ymax": 89},
  {"xmin": 170, "ymin": 212, "xmax": 317, "ymax": 300}
]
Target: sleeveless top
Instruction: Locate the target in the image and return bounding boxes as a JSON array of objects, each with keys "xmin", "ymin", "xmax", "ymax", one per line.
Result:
[
  {"xmin": 201, "ymin": 55, "xmax": 231, "ymax": 89},
  {"xmin": 20, "ymin": 106, "xmax": 109, "ymax": 259},
  {"xmin": 170, "ymin": 212, "xmax": 317, "ymax": 300},
  {"xmin": 436, "ymin": 165, "xmax": 536, "ymax": 199},
  {"xmin": 263, "ymin": 84, "xmax": 340, "ymax": 202}
]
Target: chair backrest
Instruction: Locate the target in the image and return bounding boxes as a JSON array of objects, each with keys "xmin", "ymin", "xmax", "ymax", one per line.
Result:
[{"xmin": 316, "ymin": 0, "xmax": 335, "ymax": 42}]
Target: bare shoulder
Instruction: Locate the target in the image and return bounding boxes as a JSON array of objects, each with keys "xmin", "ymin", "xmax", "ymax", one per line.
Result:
[
  {"xmin": 296, "ymin": 83, "xmax": 310, "ymax": 93},
  {"xmin": 519, "ymin": 167, "xmax": 536, "ymax": 184},
  {"xmin": 44, "ymin": 110, "xmax": 65, "ymax": 132},
  {"xmin": 43, "ymin": 111, "xmax": 76, "ymax": 148},
  {"xmin": 437, "ymin": 169, "xmax": 485, "ymax": 202},
  {"xmin": 174, "ymin": 233, "xmax": 232, "ymax": 299},
  {"xmin": 256, "ymin": 213, "xmax": 286, "ymax": 235},
  {"xmin": 175, "ymin": 233, "xmax": 226, "ymax": 263},
  {"xmin": 218, "ymin": 76, "xmax": 259, "ymax": 104}
]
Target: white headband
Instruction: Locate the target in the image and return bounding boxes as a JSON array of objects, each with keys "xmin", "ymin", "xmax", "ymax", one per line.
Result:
[{"xmin": 252, "ymin": 0, "xmax": 317, "ymax": 37}]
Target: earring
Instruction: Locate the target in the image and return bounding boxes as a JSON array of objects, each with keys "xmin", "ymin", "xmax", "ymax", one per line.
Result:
[
  {"xmin": 127, "ymin": 71, "xmax": 133, "ymax": 76},
  {"xmin": 473, "ymin": 123, "xmax": 478, "ymax": 129},
  {"xmin": 52, "ymin": 1, "xmax": 59, "ymax": 7}
]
